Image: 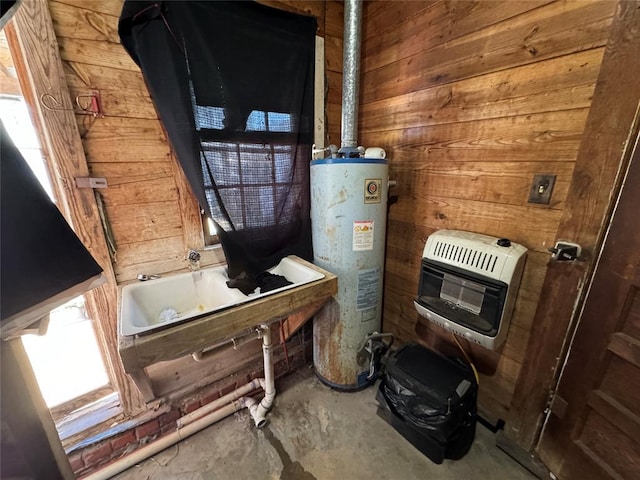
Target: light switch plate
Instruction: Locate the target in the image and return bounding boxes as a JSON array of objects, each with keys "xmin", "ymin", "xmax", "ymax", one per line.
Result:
[{"xmin": 528, "ymin": 174, "xmax": 556, "ymax": 205}]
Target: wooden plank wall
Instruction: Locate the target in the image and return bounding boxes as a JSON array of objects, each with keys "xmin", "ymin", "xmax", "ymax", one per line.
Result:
[
  {"xmin": 48, "ymin": 0, "xmax": 220, "ymax": 285},
  {"xmin": 359, "ymin": 0, "xmax": 617, "ymax": 422},
  {"xmin": 46, "ymin": 0, "xmax": 342, "ymax": 401},
  {"xmin": 324, "ymin": 1, "xmax": 344, "ymax": 147}
]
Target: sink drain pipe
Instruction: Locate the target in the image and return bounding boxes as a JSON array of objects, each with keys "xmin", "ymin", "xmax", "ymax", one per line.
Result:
[
  {"xmin": 242, "ymin": 324, "xmax": 275, "ymax": 428},
  {"xmin": 180, "ymin": 324, "xmax": 274, "ymax": 429},
  {"xmin": 82, "ymin": 325, "xmax": 275, "ymax": 480}
]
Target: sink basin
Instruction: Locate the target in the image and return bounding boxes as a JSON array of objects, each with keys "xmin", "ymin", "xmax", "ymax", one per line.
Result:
[{"xmin": 119, "ymin": 256, "xmax": 324, "ymax": 336}]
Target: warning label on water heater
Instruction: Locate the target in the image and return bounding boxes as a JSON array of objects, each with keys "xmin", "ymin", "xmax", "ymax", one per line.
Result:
[{"xmin": 353, "ymin": 221, "xmax": 374, "ymax": 251}]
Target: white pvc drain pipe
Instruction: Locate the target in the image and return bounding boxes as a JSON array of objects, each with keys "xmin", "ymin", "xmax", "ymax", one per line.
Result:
[{"xmin": 83, "ymin": 325, "xmax": 275, "ymax": 480}]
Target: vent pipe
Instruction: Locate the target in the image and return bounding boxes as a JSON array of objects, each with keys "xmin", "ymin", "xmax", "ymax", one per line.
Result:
[{"xmin": 340, "ymin": 0, "xmax": 362, "ymax": 151}]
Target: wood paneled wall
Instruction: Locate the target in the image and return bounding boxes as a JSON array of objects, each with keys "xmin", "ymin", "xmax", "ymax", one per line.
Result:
[
  {"xmin": 49, "ymin": 0, "xmax": 222, "ymax": 285},
  {"xmin": 359, "ymin": 0, "xmax": 618, "ymax": 422},
  {"xmin": 324, "ymin": 1, "xmax": 344, "ymax": 146}
]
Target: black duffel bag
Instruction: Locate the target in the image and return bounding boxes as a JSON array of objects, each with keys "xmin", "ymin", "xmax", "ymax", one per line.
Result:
[{"xmin": 376, "ymin": 342, "xmax": 478, "ymax": 464}]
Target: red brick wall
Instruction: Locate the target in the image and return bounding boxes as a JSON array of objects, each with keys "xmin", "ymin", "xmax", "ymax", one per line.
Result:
[{"xmin": 71, "ymin": 348, "xmax": 310, "ymax": 478}]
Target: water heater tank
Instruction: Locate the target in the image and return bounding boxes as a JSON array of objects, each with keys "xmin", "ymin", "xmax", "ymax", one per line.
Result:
[{"xmin": 311, "ymin": 157, "xmax": 388, "ymax": 389}]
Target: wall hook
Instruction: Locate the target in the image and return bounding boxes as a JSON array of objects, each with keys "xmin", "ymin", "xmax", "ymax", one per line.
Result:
[{"xmin": 40, "ymin": 91, "xmax": 104, "ymax": 117}]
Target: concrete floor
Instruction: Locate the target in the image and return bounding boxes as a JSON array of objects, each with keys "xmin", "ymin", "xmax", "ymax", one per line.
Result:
[{"xmin": 114, "ymin": 367, "xmax": 535, "ymax": 480}]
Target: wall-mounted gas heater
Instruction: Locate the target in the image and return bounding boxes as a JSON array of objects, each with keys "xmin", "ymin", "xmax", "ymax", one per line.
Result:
[{"xmin": 414, "ymin": 230, "xmax": 527, "ymax": 350}]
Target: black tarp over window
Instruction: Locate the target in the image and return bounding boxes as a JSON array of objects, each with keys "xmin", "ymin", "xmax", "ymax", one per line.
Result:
[{"xmin": 119, "ymin": 1, "xmax": 315, "ymax": 278}]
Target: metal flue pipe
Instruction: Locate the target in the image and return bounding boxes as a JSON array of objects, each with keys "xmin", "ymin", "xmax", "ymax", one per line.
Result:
[{"xmin": 340, "ymin": 0, "xmax": 363, "ymax": 150}]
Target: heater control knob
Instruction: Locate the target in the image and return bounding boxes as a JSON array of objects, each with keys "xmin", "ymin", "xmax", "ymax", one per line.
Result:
[{"xmin": 497, "ymin": 238, "xmax": 511, "ymax": 247}]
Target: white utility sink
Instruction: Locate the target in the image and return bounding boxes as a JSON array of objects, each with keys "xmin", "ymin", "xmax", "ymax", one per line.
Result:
[{"xmin": 119, "ymin": 256, "xmax": 324, "ymax": 337}]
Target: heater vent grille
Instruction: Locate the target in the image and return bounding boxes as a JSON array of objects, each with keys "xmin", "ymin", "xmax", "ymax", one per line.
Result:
[{"xmin": 433, "ymin": 241, "xmax": 498, "ymax": 273}]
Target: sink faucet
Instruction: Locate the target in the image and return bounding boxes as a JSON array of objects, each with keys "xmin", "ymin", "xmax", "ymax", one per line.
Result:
[
  {"xmin": 137, "ymin": 273, "xmax": 160, "ymax": 281},
  {"xmin": 187, "ymin": 249, "xmax": 201, "ymax": 271}
]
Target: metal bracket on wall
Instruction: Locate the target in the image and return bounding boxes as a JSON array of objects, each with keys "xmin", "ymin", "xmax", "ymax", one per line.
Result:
[{"xmin": 75, "ymin": 177, "xmax": 108, "ymax": 189}]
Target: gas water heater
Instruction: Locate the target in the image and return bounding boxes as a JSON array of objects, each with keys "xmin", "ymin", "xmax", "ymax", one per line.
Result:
[
  {"xmin": 311, "ymin": 0, "xmax": 391, "ymax": 389},
  {"xmin": 311, "ymin": 155, "xmax": 389, "ymax": 389}
]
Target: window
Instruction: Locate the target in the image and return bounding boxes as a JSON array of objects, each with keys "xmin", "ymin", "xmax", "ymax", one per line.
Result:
[
  {"xmin": 195, "ymin": 102, "xmax": 304, "ymax": 235},
  {"xmin": 0, "ymin": 95, "xmax": 54, "ymax": 198},
  {"xmin": 191, "ymin": 99, "xmax": 303, "ymax": 248},
  {"xmin": 119, "ymin": 1, "xmax": 316, "ymax": 277}
]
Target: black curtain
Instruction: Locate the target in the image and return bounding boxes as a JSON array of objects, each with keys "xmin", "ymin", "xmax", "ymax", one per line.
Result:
[{"xmin": 119, "ymin": 1, "xmax": 316, "ymax": 278}]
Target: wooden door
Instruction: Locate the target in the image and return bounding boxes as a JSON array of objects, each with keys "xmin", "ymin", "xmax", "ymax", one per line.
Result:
[{"xmin": 536, "ymin": 125, "xmax": 640, "ymax": 479}]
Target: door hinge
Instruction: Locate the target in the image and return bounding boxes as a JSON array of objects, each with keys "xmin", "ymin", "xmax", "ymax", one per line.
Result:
[{"xmin": 546, "ymin": 392, "xmax": 568, "ymax": 419}]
